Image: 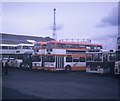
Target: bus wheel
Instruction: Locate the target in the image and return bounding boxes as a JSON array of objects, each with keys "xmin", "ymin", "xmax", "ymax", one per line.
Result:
[{"xmin": 65, "ymin": 65, "xmax": 71, "ymax": 71}]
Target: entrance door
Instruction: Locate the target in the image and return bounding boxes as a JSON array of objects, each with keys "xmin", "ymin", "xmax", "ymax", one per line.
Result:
[
  {"xmin": 55, "ymin": 56, "xmax": 64, "ymax": 70},
  {"xmin": 41, "ymin": 56, "xmax": 45, "ymax": 67}
]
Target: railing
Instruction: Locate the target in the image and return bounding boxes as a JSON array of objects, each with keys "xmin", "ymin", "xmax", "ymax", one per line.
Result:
[{"xmin": 59, "ymin": 39, "xmax": 91, "ymax": 43}]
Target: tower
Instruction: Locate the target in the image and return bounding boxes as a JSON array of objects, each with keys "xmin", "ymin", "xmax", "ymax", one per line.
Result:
[{"xmin": 52, "ymin": 8, "xmax": 57, "ymax": 40}]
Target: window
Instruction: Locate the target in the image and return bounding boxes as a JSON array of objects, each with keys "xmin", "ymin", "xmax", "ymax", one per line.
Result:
[
  {"xmin": 109, "ymin": 53, "xmax": 115, "ymax": 61},
  {"xmin": 45, "ymin": 56, "xmax": 55, "ymax": 62},
  {"xmin": 32, "ymin": 56, "xmax": 41, "ymax": 62},
  {"xmin": 66, "ymin": 56, "xmax": 72, "ymax": 62},
  {"xmin": 17, "ymin": 54, "xmax": 23, "ymax": 59},
  {"xmin": 86, "ymin": 46, "xmax": 91, "ymax": 49},
  {"xmin": 2, "ymin": 46, "xmax": 8, "ymax": 49},
  {"xmin": 97, "ymin": 46, "xmax": 102, "ymax": 49},
  {"xmin": 116, "ymin": 51, "xmax": 120, "ymax": 61},
  {"xmin": 80, "ymin": 57, "xmax": 85, "ymax": 62},
  {"xmin": 93, "ymin": 53, "xmax": 102, "ymax": 61},
  {"xmin": 42, "ymin": 44, "xmax": 46, "ymax": 48},
  {"xmin": 86, "ymin": 54, "xmax": 93, "ymax": 61},
  {"xmin": 73, "ymin": 58, "xmax": 79, "ymax": 62},
  {"xmin": 23, "ymin": 46, "xmax": 29, "ymax": 49},
  {"xmin": 34, "ymin": 44, "xmax": 41, "ymax": 49},
  {"xmin": 57, "ymin": 43, "xmax": 66, "ymax": 48},
  {"xmin": 9, "ymin": 46, "xmax": 15, "ymax": 50},
  {"xmin": 17, "ymin": 46, "xmax": 21, "ymax": 49}
]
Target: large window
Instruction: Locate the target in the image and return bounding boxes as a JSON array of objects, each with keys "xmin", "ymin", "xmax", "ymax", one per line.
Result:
[
  {"xmin": 23, "ymin": 46, "xmax": 29, "ymax": 49},
  {"xmin": 86, "ymin": 54, "xmax": 93, "ymax": 61},
  {"xmin": 116, "ymin": 51, "xmax": 120, "ymax": 61},
  {"xmin": 73, "ymin": 58, "xmax": 79, "ymax": 62},
  {"xmin": 16, "ymin": 54, "xmax": 23, "ymax": 59},
  {"xmin": 45, "ymin": 56, "xmax": 55, "ymax": 62},
  {"xmin": 57, "ymin": 43, "xmax": 66, "ymax": 48},
  {"xmin": 34, "ymin": 44, "xmax": 41, "ymax": 49},
  {"xmin": 93, "ymin": 53, "xmax": 102, "ymax": 61},
  {"xmin": 9, "ymin": 46, "xmax": 16, "ymax": 50},
  {"xmin": 2, "ymin": 46, "xmax": 8, "ymax": 49},
  {"xmin": 32, "ymin": 56, "xmax": 41, "ymax": 62},
  {"xmin": 66, "ymin": 56, "xmax": 72, "ymax": 62},
  {"xmin": 109, "ymin": 53, "xmax": 115, "ymax": 61},
  {"xmin": 80, "ymin": 57, "xmax": 85, "ymax": 62}
]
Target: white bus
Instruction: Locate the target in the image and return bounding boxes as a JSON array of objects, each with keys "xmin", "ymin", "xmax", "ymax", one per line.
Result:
[
  {"xmin": 114, "ymin": 35, "xmax": 120, "ymax": 75},
  {"xmin": 86, "ymin": 50, "xmax": 116, "ymax": 74},
  {"xmin": 0, "ymin": 44, "xmax": 17, "ymax": 67},
  {"xmin": 32, "ymin": 54, "xmax": 86, "ymax": 71},
  {"xmin": 14, "ymin": 43, "xmax": 34, "ymax": 68}
]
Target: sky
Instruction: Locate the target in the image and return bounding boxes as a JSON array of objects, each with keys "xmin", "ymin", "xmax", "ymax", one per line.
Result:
[{"xmin": 1, "ymin": 1, "xmax": 119, "ymax": 50}]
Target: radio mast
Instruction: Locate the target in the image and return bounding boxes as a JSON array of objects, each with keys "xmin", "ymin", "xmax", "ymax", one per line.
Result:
[{"xmin": 52, "ymin": 8, "xmax": 57, "ymax": 40}]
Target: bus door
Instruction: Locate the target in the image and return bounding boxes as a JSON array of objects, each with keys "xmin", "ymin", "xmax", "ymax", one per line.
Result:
[
  {"xmin": 41, "ymin": 55, "xmax": 45, "ymax": 67},
  {"xmin": 55, "ymin": 56, "xmax": 64, "ymax": 70}
]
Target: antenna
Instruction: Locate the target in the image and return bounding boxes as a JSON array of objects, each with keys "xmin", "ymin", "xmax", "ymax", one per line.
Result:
[{"xmin": 52, "ymin": 8, "xmax": 57, "ymax": 40}]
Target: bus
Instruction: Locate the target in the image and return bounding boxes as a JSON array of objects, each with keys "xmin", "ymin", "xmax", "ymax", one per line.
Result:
[
  {"xmin": 46, "ymin": 40, "xmax": 102, "ymax": 54},
  {"xmin": 32, "ymin": 53, "xmax": 86, "ymax": 71},
  {"xmin": 86, "ymin": 49, "xmax": 116, "ymax": 74},
  {"xmin": 114, "ymin": 36, "xmax": 120, "ymax": 75},
  {"xmin": 14, "ymin": 43, "xmax": 34, "ymax": 68},
  {"xmin": 0, "ymin": 44, "xmax": 17, "ymax": 67}
]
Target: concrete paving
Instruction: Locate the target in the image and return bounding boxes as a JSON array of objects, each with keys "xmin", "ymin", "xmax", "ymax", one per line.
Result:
[{"xmin": 2, "ymin": 68, "xmax": 119, "ymax": 99}]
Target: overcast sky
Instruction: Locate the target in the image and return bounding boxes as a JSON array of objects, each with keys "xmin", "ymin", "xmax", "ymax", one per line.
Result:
[{"xmin": 1, "ymin": 1, "xmax": 119, "ymax": 50}]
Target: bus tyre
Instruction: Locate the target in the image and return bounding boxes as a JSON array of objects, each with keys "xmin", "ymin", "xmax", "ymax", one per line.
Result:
[{"xmin": 65, "ymin": 66, "xmax": 71, "ymax": 71}]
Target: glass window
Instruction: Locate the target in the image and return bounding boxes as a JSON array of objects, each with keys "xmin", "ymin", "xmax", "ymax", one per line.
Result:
[
  {"xmin": 17, "ymin": 54, "xmax": 23, "ymax": 59},
  {"xmin": 17, "ymin": 46, "xmax": 21, "ymax": 49},
  {"xmin": 45, "ymin": 56, "xmax": 55, "ymax": 62},
  {"xmin": 73, "ymin": 58, "xmax": 79, "ymax": 62},
  {"xmin": 109, "ymin": 53, "xmax": 115, "ymax": 61},
  {"xmin": 57, "ymin": 43, "xmax": 65, "ymax": 48},
  {"xmin": 80, "ymin": 57, "xmax": 85, "ymax": 62},
  {"xmin": 42, "ymin": 44, "xmax": 46, "ymax": 48},
  {"xmin": 23, "ymin": 46, "xmax": 29, "ymax": 49},
  {"xmin": 97, "ymin": 46, "xmax": 102, "ymax": 49},
  {"xmin": 9, "ymin": 46, "xmax": 15, "ymax": 50},
  {"xmin": 66, "ymin": 56, "xmax": 72, "ymax": 62},
  {"xmin": 86, "ymin": 46, "xmax": 91, "ymax": 49},
  {"xmin": 103, "ymin": 54, "xmax": 108, "ymax": 62},
  {"xmin": 32, "ymin": 56, "xmax": 41, "ymax": 62},
  {"xmin": 34, "ymin": 44, "xmax": 41, "ymax": 49},
  {"xmin": 2, "ymin": 46, "xmax": 8, "ymax": 49},
  {"xmin": 86, "ymin": 54, "xmax": 93, "ymax": 61},
  {"xmin": 93, "ymin": 53, "xmax": 102, "ymax": 61},
  {"xmin": 116, "ymin": 51, "xmax": 120, "ymax": 61}
]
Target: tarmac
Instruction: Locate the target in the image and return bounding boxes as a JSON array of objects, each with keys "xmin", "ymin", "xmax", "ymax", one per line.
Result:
[{"xmin": 2, "ymin": 68, "xmax": 120, "ymax": 100}]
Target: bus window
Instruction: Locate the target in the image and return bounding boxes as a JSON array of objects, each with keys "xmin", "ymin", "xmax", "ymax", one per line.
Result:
[
  {"xmin": 32, "ymin": 56, "xmax": 41, "ymax": 62},
  {"xmin": 80, "ymin": 57, "xmax": 85, "ymax": 62},
  {"xmin": 116, "ymin": 51, "xmax": 120, "ymax": 61},
  {"xmin": 23, "ymin": 46, "xmax": 29, "ymax": 49},
  {"xmin": 86, "ymin": 46, "xmax": 91, "ymax": 49},
  {"xmin": 42, "ymin": 44, "xmax": 46, "ymax": 48},
  {"xmin": 93, "ymin": 53, "xmax": 102, "ymax": 61},
  {"xmin": 66, "ymin": 56, "xmax": 72, "ymax": 62},
  {"xmin": 34, "ymin": 44, "xmax": 41, "ymax": 49},
  {"xmin": 45, "ymin": 56, "xmax": 55, "ymax": 62},
  {"xmin": 9, "ymin": 46, "xmax": 15, "ymax": 50},
  {"xmin": 57, "ymin": 43, "xmax": 65, "ymax": 48},
  {"xmin": 73, "ymin": 58, "xmax": 79, "ymax": 62},
  {"xmin": 97, "ymin": 46, "xmax": 102, "ymax": 49},
  {"xmin": 17, "ymin": 54, "xmax": 23, "ymax": 59},
  {"xmin": 2, "ymin": 46, "xmax": 8, "ymax": 49},
  {"xmin": 86, "ymin": 54, "xmax": 93, "ymax": 61},
  {"xmin": 103, "ymin": 54, "xmax": 108, "ymax": 62},
  {"xmin": 17, "ymin": 46, "xmax": 21, "ymax": 49},
  {"xmin": 109, "ymin": 53, "xmax": 115, "ymax": 61}
]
